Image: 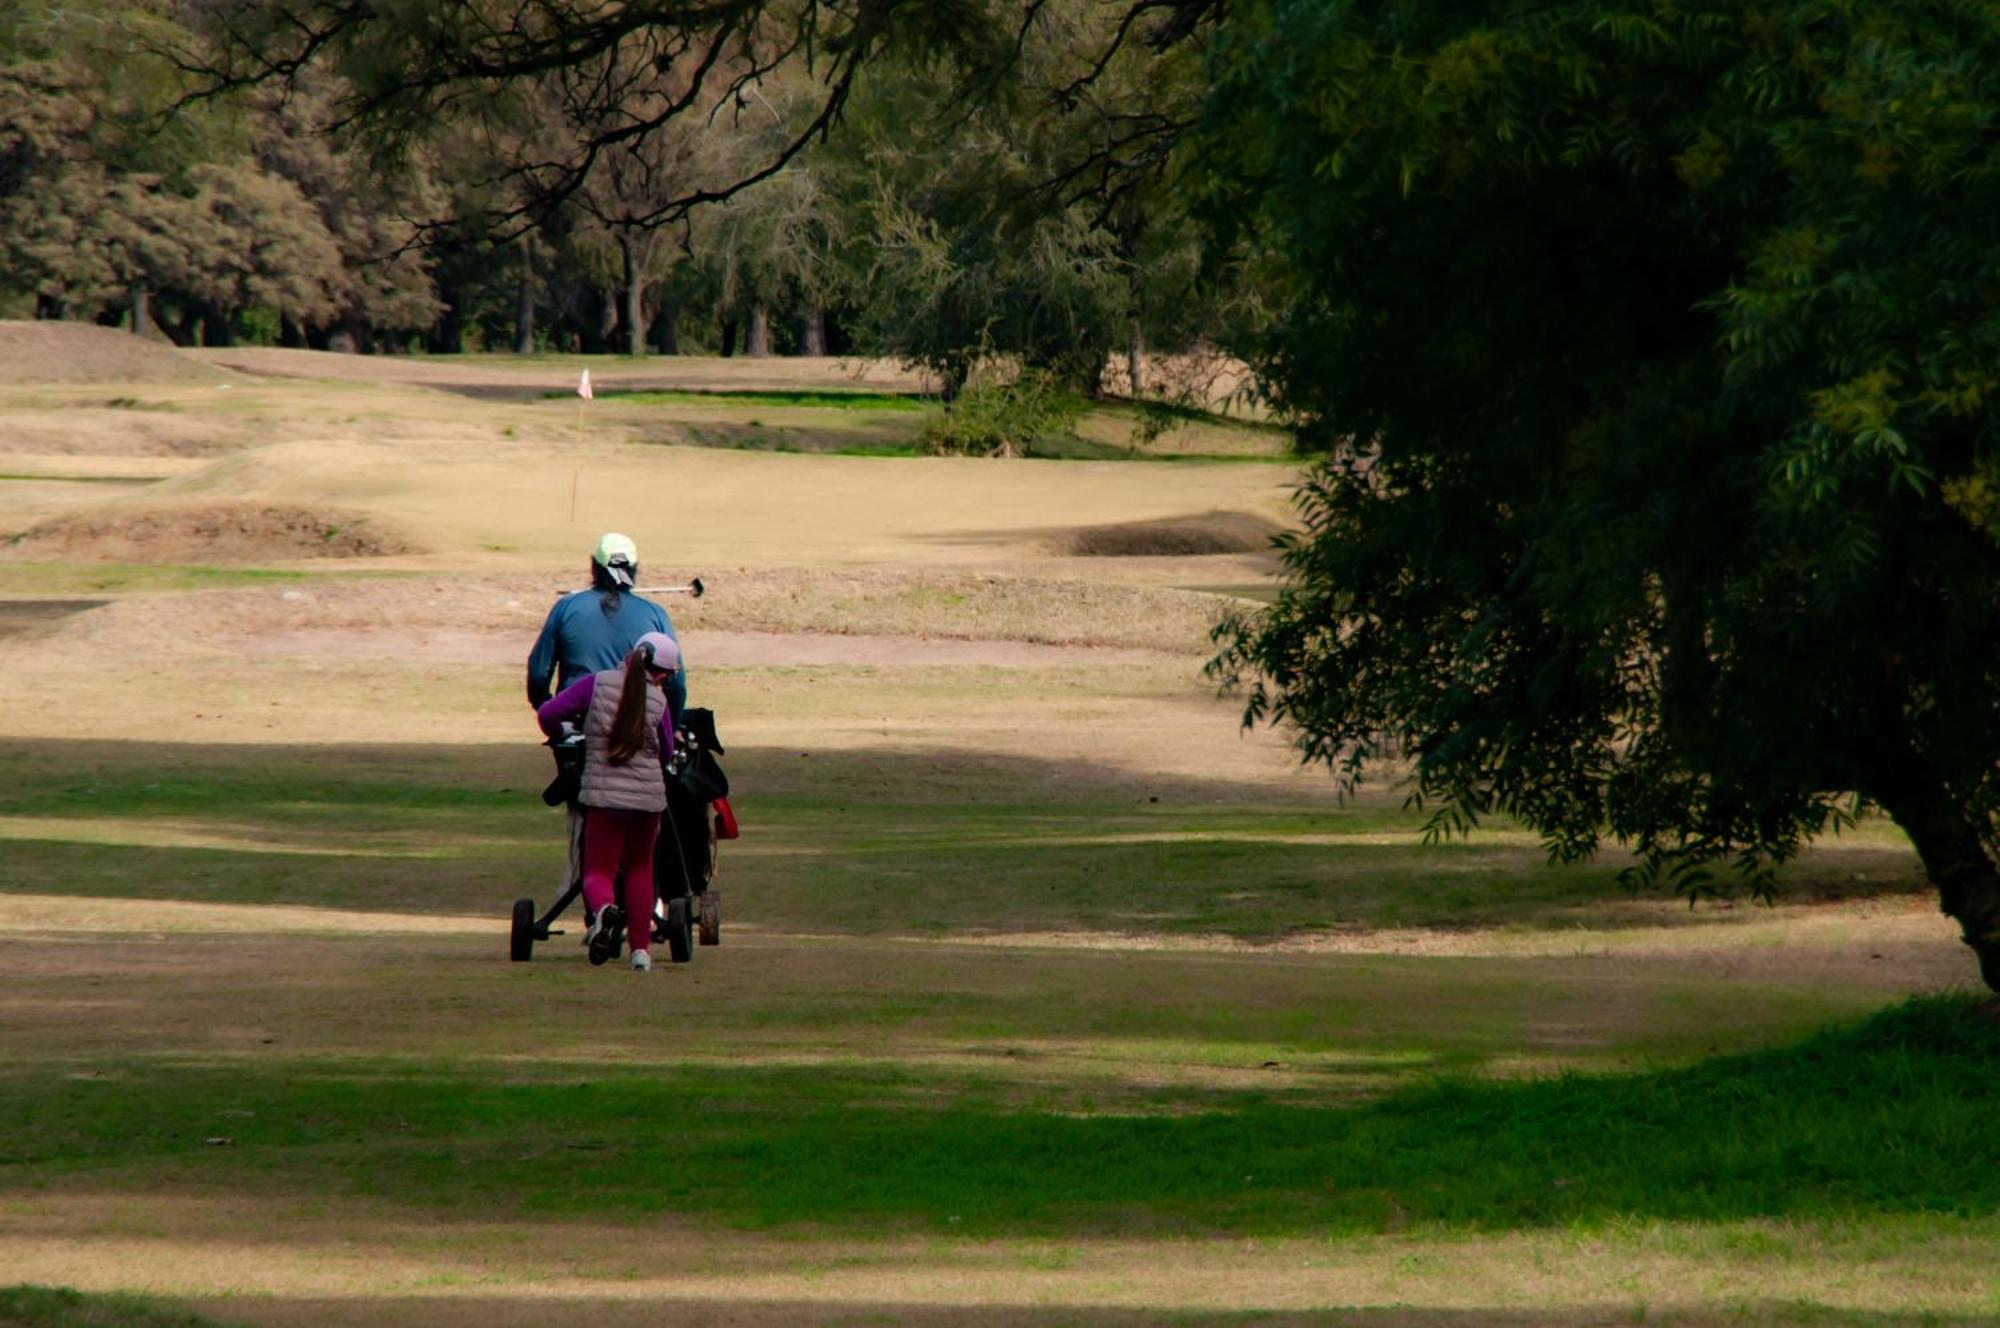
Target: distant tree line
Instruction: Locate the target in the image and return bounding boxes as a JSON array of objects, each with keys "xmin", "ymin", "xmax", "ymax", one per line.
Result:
[{"xmin": 0, "ymin": 0, "xmax": 1250, "ymax": 396}]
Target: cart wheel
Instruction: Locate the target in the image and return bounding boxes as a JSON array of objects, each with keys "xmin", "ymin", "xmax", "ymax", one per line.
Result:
[
  {"xmin": 698, "ymin": 891, "xmax": 720, "ymax": 946},
  {"xmin": 666, "ymin": 896, "xmax": 694, "ymax": 964},
  {"xmin": 510, "ymin": 897, "xmax": 536, "ymax": 962}
]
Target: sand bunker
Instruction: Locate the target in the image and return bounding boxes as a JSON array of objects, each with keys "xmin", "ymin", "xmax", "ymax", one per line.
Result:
[
  {"xmin": 0, "ymin": 320, "xmax": 234, "ymax": 385},
  {"xmin": 1067, "ymin": 510, "xmax": 1284, "ymax": 557},
  {"xmin": 6, "ymin": 502, "xmax": 416, "ymax": 562}
]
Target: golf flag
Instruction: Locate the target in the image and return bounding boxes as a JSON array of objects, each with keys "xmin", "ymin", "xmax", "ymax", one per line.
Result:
[{"xmin": 577, "ymin": 368, "xmax": 593, "ymax": 401}]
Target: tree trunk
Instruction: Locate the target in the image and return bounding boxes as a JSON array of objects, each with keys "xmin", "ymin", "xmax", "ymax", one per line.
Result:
[
  {"xmin": 619, "ymin": 231, "xmax": 646, "ymax": 357},
  {"xmin": 1868, "ymin": 752, "xmax": 2000, "ymax": 991},
  {"xmin": 596, "ymin": 288, "xmax": 618, "ymax": 354},
  {"xmin": 719, "ymin": 317, "xmax": 738, "ymax": 358},
  {"xmin": 129, "ymin": 284, "xmax": 151, "ymax": 337},
  {"xmin": 514, "ymin": 235, "xmax": 536, "ymax": 354},
  {"xmin": 432, "ymin": 290, "xmax": 465, "ymax": 354},
  {"xmin": 652, "ymin": 297, "xmax": 680, "ymax": 355},
  {"xmin": 800, "ymin": 306, "xmax": 827, "ymax": 357},
  {"xmin": 169, "ymin": 307, "xmax": 200, "ymax": 347},
  {"xmin": 940, "ymin": 358, "xmax": 969, "ymax": 402},
  {"xmin": 327, "ymin": 319, "xmax": 369, "ymax": 354},
  {"xmin": 1126, "ymin": 321, "xmax": 1145, "ymax": 398},
  {"xmin": 745, "ymin": 302, "xmax": 771, "ymax": 357}
]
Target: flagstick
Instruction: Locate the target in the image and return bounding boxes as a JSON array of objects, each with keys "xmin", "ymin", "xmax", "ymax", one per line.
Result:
[
  {"xmin": 572, "ymin": 388, "xmax": 584, "ymax": 522},
  {"xmin": 571, "ymin": 365, "xmax": 590, "ymax": 523}
]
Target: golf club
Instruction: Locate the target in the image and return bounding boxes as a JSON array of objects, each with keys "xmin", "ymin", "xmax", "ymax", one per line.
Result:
[{"xmin": 637, "ymin": 577, "xmax": 704, "ymax": 598}]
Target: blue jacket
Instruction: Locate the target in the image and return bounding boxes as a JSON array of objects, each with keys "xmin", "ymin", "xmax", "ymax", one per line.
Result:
[{"xmin": 526, "ymin": 589, "xmax": 686, "ymax": 713}]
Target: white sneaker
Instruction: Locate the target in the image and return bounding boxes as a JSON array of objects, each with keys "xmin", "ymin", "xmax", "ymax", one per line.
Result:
[{"xmin": 630, "ymin": 949, "xmax": 652, "ymax": 972}]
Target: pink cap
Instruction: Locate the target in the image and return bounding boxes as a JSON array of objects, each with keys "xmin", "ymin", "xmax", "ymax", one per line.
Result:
[{"xmin": 635, "ymin": 631, "xmax": 681, "ymax": 672}]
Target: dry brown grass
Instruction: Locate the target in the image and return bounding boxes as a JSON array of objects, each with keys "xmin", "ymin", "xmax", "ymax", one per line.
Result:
[
  {"xmin": 188, "ymin": 345, "xmax": 933, "ymax": 394},
  {"xmin": 21, "ymin": 564, "xmax": 1225, "ymax": 652},
  {"xmin": 0, "ymin": 410, "xmax": 252, "ymax": 458},
  {"xmin": 4, "ymin": 501, "xmax": 416, "ymax": 562},
  {"xmin": 0, "ymin": 321, "xmax": 236, "ymax": 384}
]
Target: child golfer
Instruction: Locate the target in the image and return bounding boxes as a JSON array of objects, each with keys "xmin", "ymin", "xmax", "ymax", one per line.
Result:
[{"xmin": 536, "ymin": 630, "xmax": 680, "ymax": 971}]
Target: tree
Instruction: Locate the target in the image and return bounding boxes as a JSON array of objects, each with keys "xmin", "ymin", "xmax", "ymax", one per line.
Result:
[
  {"xmin": 175, "ymin": 1, "xmax": 1005, "ymax": 233},
  {"xmin": 0, "ymin": 4, "xmax": 223, "ymax": 328},
  {"xmin": 555, "ymin": 46, "xmax": 724, "ymax": 358},
  {"xmin": 814, "ymin": 0, "xmax": 1230, "ymax": 396},
  {"xmin": 0, "ymin": 60, "xmax": 102, "ymax": 316},
  {"xmin": 254, "ymin": 87, "xmax": 441, "ymax": 348},
  {"xmin": 164, "ymin": 162, "xmax": 347, "ymax": 343},
  {"xmin": 694, "ymin": 70, "xmax": 849, "ymax": 361},
  {"xmin": 1192, "ymin": 0, "xmax": 2000, "ymax": 989}
]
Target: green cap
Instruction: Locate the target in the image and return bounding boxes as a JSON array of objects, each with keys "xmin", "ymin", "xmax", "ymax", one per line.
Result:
[{"xmin": 592, "ymin": 532, "xmax": 638, "ymax": 587}]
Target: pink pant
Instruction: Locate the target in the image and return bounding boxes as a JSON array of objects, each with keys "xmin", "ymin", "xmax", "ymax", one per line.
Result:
[{"xmin": 581, "ymin": 808, "xmax": 661, "ymax": 954}]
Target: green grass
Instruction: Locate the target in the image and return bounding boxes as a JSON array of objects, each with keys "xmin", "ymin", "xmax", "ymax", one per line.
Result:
[
  {"xmin": 0, "ymin": 564, "xmax": 311, "ymax": 595},
  {"xmin": 0, "ymin": 1287, "xmax": 220, "ymax": 1328},
  {"xmin": 547, "ymin": 388, "xmax": 925, "ymax": 410},
  {"xmin": 6, "ymin": 1000, "xmax": 1994, "ymax": 1238},
  {"xmin": 1009, "ymin": 433, "xmax": 1298, "ymax": 463},
  {"xmin": 0, "ymin": 740, "xmax": 1925, "ymax": 933},
  {"xmin": 0, "ymin": 474, "xmax": 155, "ymax": 484},
  {"xmin": 668, "ymin": 424, "xmax": 926, "ymax": 457}
]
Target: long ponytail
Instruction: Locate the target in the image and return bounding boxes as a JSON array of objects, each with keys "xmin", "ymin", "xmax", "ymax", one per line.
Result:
[{"xmin": 604, "ymin": 649, "xmax": 653, "ymax": 765}]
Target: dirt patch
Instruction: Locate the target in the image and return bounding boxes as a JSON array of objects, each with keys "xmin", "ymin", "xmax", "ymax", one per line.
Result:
[
  {"xmin": 5, "ymin": 502, "xmax": 417, "ymax": 563},
  {"xmin": 213, "ymin": 625, "xmax": 1199, "ymax": 669},
  {"xmin": 1067, "ymin": 510, "xmax": 1284, "ymax": 557},
  {"xmin": 39, "ymin": 568, "xmax": 1227, "ymax": 653},
  {"xmin": 0, "ymin": 321, "xmax": 235, "ymax": 385}
]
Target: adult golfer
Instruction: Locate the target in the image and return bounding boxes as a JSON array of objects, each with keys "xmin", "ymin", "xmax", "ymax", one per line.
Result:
[
  {"xmin": 527, "ymin": 533, "xmax": 687, "ymax": 918},
  {"xmin": 527, "ymin": 532, "xmax": 687, "ymax": 713}
]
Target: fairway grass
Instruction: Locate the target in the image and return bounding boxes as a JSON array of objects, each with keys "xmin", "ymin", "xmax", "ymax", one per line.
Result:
[
  {"xmin": 0, "ymin": 738, "xmax": 1934, "ymax": 938},
  {"xmin": 11, "ymin": 999, "xmax": 1996, "ymax": 1236},
  {"xmin": 5, "ymin": 1006, "xmax": 2000, "ymax": 1323},
  {"xmin": 3, "ymin": 350, "xmax": 1993, "ymax": 1326}
]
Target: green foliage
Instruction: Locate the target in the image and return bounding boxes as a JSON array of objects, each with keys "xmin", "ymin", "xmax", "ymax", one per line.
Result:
[
  {"xmin": 0, "ymin": 1, "xmax": 1239, "ymax": 367},
  {"xmin": 825, "ymin": 2, "xmax": 1227, "ymax": 393},
  {"xmin": 916, "ymin": 369, "xmax": 1086, "ymax": 457},
  {"xmin": 0, "ymin": 5, "xmax": 440, "ymax": 343},
  {"xmin": 1195, "ymin": 0, "xmax": 2000, "ymax": 956}
]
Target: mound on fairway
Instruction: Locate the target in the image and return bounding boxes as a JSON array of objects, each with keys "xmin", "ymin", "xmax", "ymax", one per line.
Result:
[
  {"xmin": 6, "ymin": 502, "xmax": 415, "ymax": 562},
  {"xmin": 0, "ymin": 321, "xmax": 233, "ymax": 385},
  {"xmin": 1067, "ymin": 509, "xmax": 1284, "ymax": 557}
]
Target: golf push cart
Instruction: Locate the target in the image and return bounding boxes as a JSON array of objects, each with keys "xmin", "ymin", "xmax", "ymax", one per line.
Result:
[{"xmin": 510, "ymin": 705, "xmax": 739, "ymax": 965}]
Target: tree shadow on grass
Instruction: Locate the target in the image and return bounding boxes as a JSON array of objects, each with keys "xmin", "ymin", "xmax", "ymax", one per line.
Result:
[
  {"xmin": 0, "ymin": 740, "xmax": 1931, "ymax": 935},
  {"xmin": 7, "ymin": 1001, "xmax": 1997, "ymax": 1239}
]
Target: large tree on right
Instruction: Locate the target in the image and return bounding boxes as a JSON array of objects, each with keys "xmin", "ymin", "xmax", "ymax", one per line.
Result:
[{"xmin": 1193, "ymin": 0, "xmax": 2000, "ymax": 987}]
